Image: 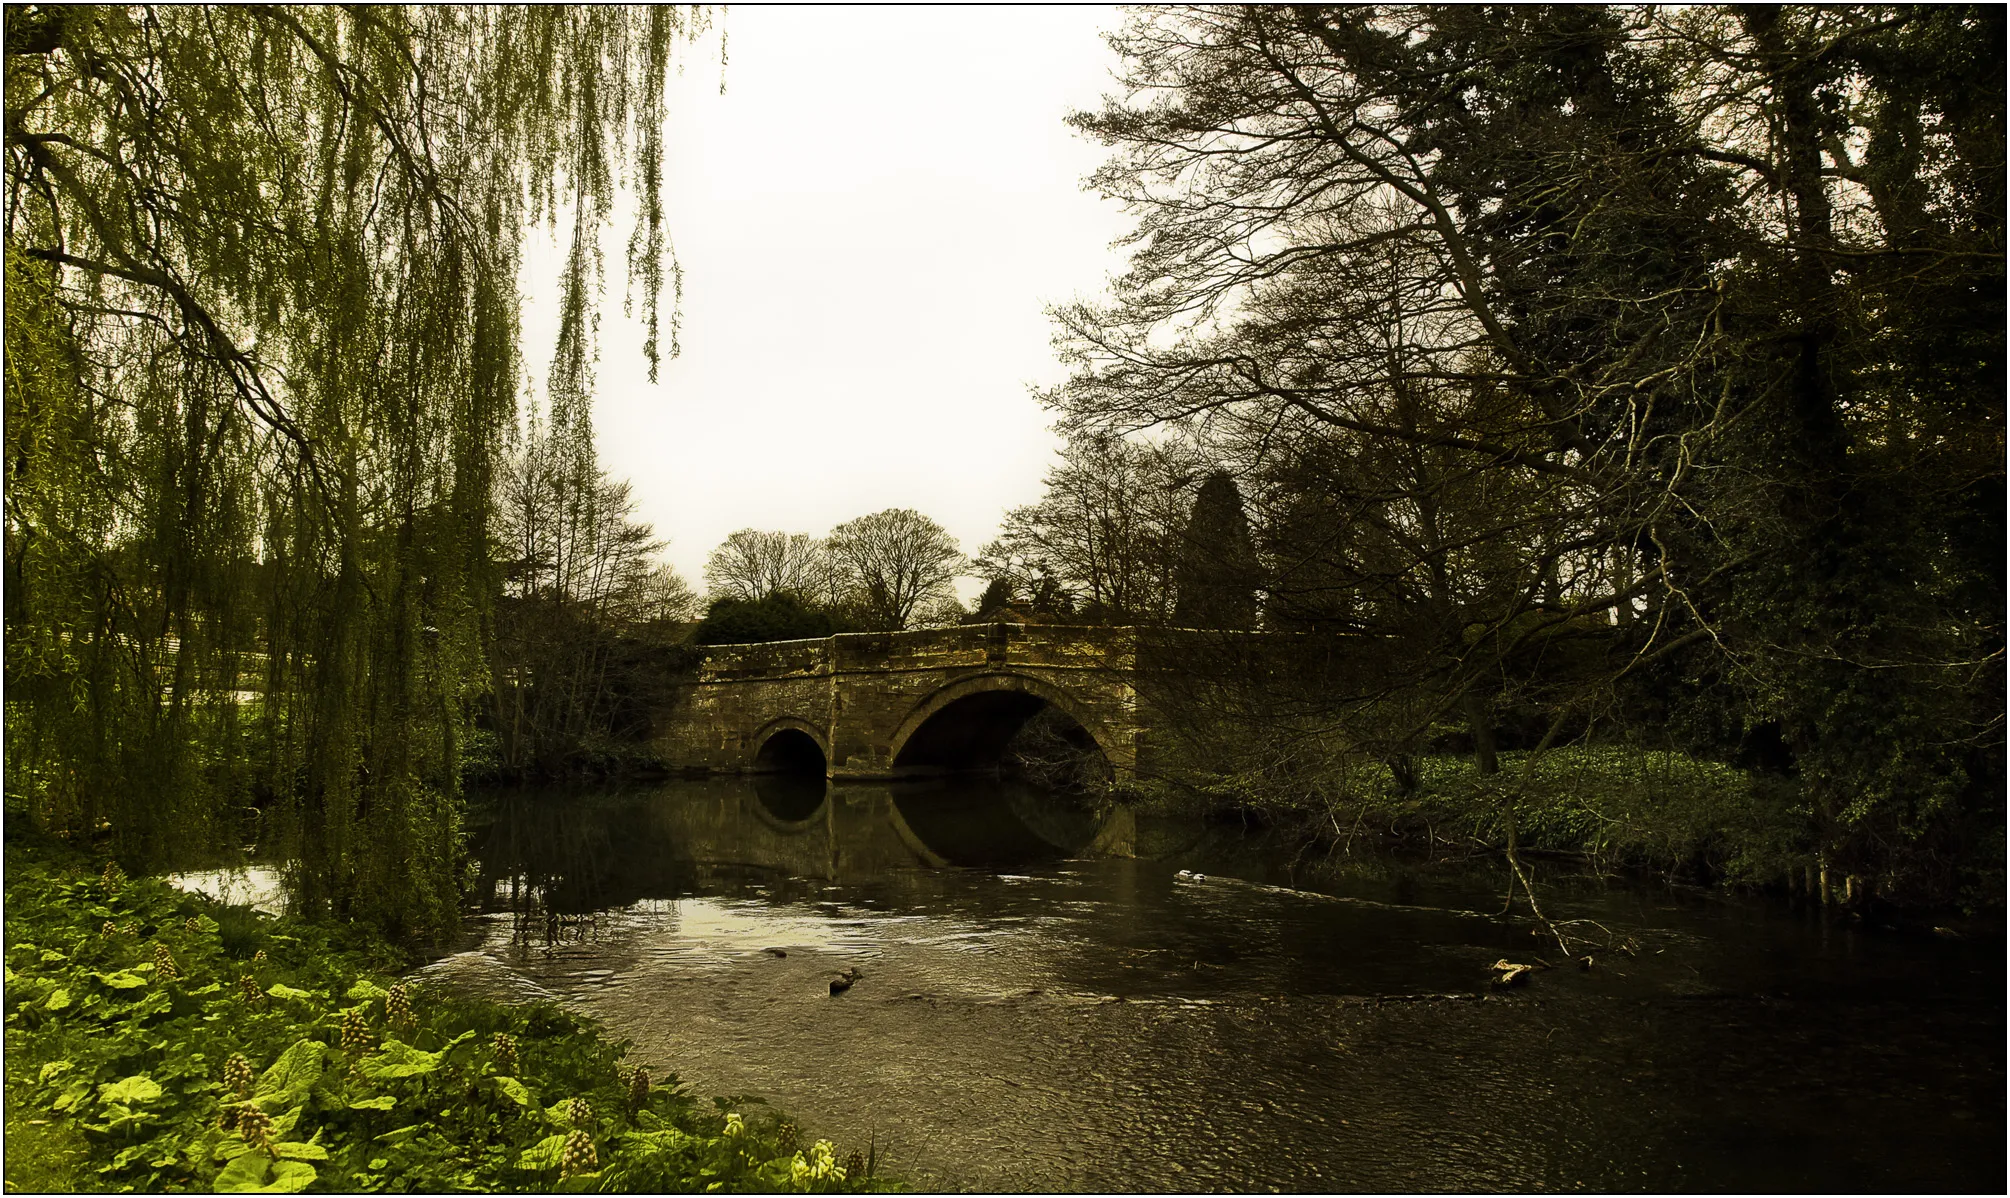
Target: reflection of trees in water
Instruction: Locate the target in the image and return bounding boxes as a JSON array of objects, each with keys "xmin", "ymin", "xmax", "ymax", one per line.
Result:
[
  {"xmin": 470, "ymin": 780, "xmax": 845, "ymax": 933},
  {"xmin": 472, "ymin": 791, "xmax": 663, "ymax": 949},
  {"xmin": 517, "ymin": 904, "xmax": 605, "ymax": 953},
  {"xmin": 485, "ymin": 867, "xmax": 608, "ymax": 952}
]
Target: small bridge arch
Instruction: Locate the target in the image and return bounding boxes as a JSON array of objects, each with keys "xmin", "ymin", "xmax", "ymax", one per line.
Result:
[{"xmin": 749, "ymin": 716, "xmax": 828, "ymax": 776}]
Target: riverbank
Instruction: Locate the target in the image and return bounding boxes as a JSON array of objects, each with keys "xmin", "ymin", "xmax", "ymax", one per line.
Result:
[
  {"xmin": 1128, "ymin": 746, "xmax": 1939, "ymax": 903},
  {"xmin": 2, "ymin": 832, "xmax": 893, "ymax": 1193},
  {"xmin": 1139, "ymin": 745, "xmax": 1782, "ymax": 847}
]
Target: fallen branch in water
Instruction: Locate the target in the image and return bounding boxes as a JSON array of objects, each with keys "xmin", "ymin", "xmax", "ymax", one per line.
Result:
[
  {"xmin": 1490, "ymin": 729, "xmax": 1582, "ymax": 960},
  {"xmin": 1553, "ymin": 917, "xmax": 1639, "ymax": 957},
  {"xmin": 1497, "ymin": 807, "xmax": 1574, "ymax": 959}
]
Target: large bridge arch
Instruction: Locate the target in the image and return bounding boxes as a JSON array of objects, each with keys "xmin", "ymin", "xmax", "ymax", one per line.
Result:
[{"xmin": 887, "ymin": 671, "xmax": 1117, "ymax": 777}]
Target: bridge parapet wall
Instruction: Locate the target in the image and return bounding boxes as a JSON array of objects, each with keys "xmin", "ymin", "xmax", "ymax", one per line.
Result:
[
  {"xmin": 695, "ymin": 637, "xmax": 833, "ymax": 682},
  {"xmin": 822, "ymin": 623, "xmax": 1136, "ymax": 673}
]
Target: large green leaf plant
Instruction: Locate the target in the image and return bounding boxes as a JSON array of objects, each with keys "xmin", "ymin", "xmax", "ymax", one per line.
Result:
[{"xmin": 5, "ymin": 838, "xmax": 895, "ymax": 1192}]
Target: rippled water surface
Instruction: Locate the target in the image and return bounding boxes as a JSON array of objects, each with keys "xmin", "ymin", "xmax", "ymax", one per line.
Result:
[{"xmin": 422, "ymin": 777, "xmax": 2002, "ymax": 1193}]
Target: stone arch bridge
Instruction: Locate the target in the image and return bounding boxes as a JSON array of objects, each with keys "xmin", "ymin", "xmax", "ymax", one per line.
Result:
[
  {"xmin": 652, "ymin": 622, "xmax": 1376, "ymax": 781},
  {"xmin": 653, "ymin": 623, "xmax": 1160, "ymax": 781}
]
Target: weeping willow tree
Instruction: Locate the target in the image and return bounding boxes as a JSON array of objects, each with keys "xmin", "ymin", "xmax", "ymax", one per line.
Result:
[{"xmin": 4, "ymin": 5, "xmax": 710, "ymax": 937}]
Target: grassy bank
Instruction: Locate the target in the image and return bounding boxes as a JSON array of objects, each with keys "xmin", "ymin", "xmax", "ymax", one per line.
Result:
[
  {"xmin": 1134, "ymin": 746, "xmax": 1810, "ymax": 888},
  {"xmin": 3, "ymin": 834, "xmax": 892, "ymax": 1193}
]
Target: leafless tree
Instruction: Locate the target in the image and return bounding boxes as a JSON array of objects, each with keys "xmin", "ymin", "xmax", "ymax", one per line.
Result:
[
  {"xmin": 826, "ymin": 508, "xmax": 966, "ymax": 631},
  {"xmin": 703, "ymin": 529, "xmax": 828, "ymax": 603},
  {"xmin": 976, "ymin": 433, "xmax": 1200, "ymax": 624},
  {"xmin": 635, "ymin": 562, "xmax": 701, "ymax": 625},
  {"xmin": 490, "ymin": 421, "xmax": 668, "ymax": 773},
  {"xmin": 910, "ymin": 592, "xmax": 970, "ymax": 630}
]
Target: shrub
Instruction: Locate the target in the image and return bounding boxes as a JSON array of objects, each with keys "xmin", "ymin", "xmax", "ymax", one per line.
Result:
[{"xmin": 693, "ymin": 593, "xmax": 849, "ymax": 645}]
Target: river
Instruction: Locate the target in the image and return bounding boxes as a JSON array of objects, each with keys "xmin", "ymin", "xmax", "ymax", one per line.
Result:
[{"xmin": 413, "ymin": 775, "xmax": 2002, "ymax": 1193}]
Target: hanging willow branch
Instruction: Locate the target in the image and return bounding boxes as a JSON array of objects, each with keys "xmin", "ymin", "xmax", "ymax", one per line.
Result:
[{"xmin": 4, "ymin": 4, "xmax": 715, "ymax": 936}]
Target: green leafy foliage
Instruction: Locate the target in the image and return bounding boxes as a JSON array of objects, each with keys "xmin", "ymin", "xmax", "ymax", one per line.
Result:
[
  {"xmin": 4, "ymin": 836, "xmax": 898, "ymax": 1193},
  {"xmin": 215, "ymin": 1153, "xmax": 320, "ymax": 1193},
  {"xmin": 1397, "ymin": 749, "xmax": 1807, "ymax": 885},
  {"xmin": 98, "ymin": 1075, "xmax": 164, "ymax": 1105}
]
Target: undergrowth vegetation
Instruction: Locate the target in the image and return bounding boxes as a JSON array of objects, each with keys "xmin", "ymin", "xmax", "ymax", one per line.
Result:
[
  {"xmin": 3, "ymin": 834, "xmax": 892, "ymax": 1193},
  {"xmin": 1134, "ymin": 746, "xmax": 1808, "ymax": 887}
]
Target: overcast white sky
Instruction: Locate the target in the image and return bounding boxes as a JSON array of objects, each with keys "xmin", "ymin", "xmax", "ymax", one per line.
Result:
[{"xmin": 520, "ymin": 6, "xmax": 1136, "ymax": 604}]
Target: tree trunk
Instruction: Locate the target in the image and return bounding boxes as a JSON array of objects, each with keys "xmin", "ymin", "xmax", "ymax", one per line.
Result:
[{"xmin": 1462, "ymin": 688, "xmax": 1499, "ymax": 776}]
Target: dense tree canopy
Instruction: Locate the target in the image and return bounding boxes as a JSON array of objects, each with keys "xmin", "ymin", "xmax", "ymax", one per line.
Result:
[
  {"xmin": 692, "ymin": 592, "xmax": 846, "ymax": 646},
  {"xmin": 1046, "ymin": 4, "xmax": 2002, "ymax": 902},
  {"xmin": 1172, "ymin": 473, "xmax": 1258, "ymax": 629},
  {"xmin": 4, "ymin": 5, "xmax": 713, "ymax": 933}
]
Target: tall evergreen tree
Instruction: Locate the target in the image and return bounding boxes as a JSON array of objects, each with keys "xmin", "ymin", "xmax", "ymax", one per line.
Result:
[{"xmin": 1173, "ymin": 473, "xmax": 1258, "ymax": 629}]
